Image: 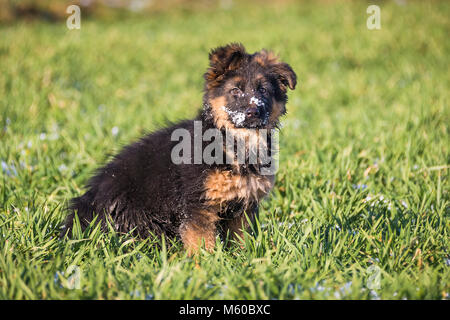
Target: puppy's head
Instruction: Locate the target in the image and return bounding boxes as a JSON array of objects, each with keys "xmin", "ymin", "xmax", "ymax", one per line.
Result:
[{"xmin": 203, "ymin": 43, "xmax": 296, "ymax": 130}]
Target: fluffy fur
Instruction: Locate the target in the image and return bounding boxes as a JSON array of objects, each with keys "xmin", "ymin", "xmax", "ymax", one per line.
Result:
[{"xmin": 61, "ymin": 43, "xmax": 297, "ymax": 254}]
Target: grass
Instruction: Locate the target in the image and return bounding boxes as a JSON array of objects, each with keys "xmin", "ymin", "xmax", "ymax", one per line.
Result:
[{"xmin": 0, "ymin": 0, "xmax": 449, "ymax": 300}]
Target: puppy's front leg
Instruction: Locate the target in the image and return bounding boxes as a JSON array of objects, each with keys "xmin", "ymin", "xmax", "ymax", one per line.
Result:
[
  {"xmin": 179, "ymin": 209, "xmax": 219, "ymax": 255},
  {"xmin": 223, "ymin": 204, "xmax": 259, "ymax": 247}
]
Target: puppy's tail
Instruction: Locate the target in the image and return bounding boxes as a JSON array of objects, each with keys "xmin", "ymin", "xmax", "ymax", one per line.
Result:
[{"xmin": 60, "ymin": 191, "xmax": 97, "ymax": 238}]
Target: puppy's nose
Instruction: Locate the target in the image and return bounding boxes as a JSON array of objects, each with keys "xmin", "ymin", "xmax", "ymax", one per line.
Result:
[{"xmin": 246, "ymin": 107, "xmax": 260, "ymax": 118}]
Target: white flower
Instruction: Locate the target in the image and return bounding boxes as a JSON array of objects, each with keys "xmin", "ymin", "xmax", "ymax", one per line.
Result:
[{"xmin": 111, "ymin": 126, "xmax": 119, "ymax": 136}]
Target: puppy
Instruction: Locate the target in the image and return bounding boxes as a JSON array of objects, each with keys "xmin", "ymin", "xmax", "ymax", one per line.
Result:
[{"xmin": 61, "ymin": 43, "xmax": 296, "ymax": 254}]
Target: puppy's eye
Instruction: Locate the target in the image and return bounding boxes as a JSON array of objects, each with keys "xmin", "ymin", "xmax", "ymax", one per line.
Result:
[
  {"xmin": 230, "ymin": 87, "xmax": 241, "ymax": 96},
  {"xmin": 259, "ymin": 87, "xmax": 267, "ymax": 94}
]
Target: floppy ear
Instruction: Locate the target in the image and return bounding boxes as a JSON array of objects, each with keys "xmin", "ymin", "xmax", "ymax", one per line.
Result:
[
  {"xmin": 254, "ymin": 50, "xmax": 297, "ymax": 91},
  {"xmin": 204, "ymin": 43, "xmax": 247, "ymax": 87},
  {"xmin": 270, "ymin": 62, "xmax": 297, "ymax": 91}
]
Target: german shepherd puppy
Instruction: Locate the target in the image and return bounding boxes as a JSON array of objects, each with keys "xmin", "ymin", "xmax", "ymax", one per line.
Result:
[{"xmin": 61, "ymin": 43, "xmax": 296, "ymax": 254}]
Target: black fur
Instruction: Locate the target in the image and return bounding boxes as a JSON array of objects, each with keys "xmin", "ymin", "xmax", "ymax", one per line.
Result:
[{"xmin": 61, "ymin": 43, "xmax": 297, "ymax": 251}]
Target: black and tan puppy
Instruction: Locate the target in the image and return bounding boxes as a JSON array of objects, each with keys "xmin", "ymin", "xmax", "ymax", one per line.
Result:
[{"xmin": 62, "ymin": 43, "xmax": 296, "ymax": 254}]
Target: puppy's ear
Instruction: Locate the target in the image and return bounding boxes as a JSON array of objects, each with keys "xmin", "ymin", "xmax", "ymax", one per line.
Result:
[
  {"xmin": 204, "ymin": 43, "xmax": 247, "ymax": 87},
  {"xmin": 254, "ymin": 50, "xmax": 297, "ymax": 91},
  {"xmin": 270, "ymin": 62, "xmax": 297, "ymax": 91}
]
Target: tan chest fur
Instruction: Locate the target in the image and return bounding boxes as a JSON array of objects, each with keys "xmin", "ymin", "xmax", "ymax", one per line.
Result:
[{"xmin": 203, "ymin": 169, "xmax": 274, "ymax": 206}]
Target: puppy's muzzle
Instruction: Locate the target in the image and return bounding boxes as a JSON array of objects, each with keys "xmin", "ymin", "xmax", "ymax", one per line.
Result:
[{"xmin": 246, "ymin": 106, "xmax": 260, "ymax": 118}]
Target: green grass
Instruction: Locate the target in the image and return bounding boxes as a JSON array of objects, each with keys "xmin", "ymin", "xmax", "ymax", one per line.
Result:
[{"xmin": 0, "ymin": 0, "xmax": 449, "ymax": 300}]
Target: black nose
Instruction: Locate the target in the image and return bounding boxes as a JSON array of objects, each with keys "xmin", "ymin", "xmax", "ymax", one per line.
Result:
[{"xmin": 246, "ymin": 107, "xmax": 260, "ymax": 118}]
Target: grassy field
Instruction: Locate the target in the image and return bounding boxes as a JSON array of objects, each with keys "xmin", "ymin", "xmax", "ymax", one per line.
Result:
[{"xmin": 0, "ymin": 0, "xmax": 449, "ymax": 300}]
